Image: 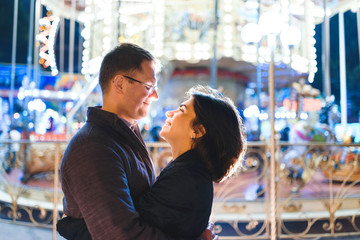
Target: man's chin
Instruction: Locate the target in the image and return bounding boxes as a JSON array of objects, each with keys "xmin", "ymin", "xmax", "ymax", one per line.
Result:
[{"xmin": 139, "ymin": 109, "xmax": 149, "ymax": 119}]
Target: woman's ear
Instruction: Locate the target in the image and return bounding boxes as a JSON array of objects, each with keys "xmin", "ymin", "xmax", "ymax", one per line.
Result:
[{"xmin": 193, "ymin": 124, "xmax": 206, "ymax": 139}]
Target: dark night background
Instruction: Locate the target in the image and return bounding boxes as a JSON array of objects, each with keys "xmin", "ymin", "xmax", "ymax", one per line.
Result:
[
  {"xmin": 313, "ymin": 11, "xmax": 360, "ymax": 122},
  {"xmin": 0, "ymin": 0, "xmax": 82, "ymax": 73},
  {"xmin": 1, "ymin": 0, "xmax": 359, "ymax": 121}
]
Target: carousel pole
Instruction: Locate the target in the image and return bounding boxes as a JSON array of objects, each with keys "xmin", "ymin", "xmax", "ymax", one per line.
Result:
[
  {"xmin": 52, "ymin": 142, "xmax": 60, "ymax": 240},
  {"xmin": 65, "ymin": 0, "xmax": 76, "ymax": 137},
  {"xmin": 357, "ymin": 7, "xmax": 360, "ymax": 67},
  {"xmin": 33, "ymin": 0, "xmax": 41, "ymax": 88},
  {"xmin": 268, "ymin": 33, "xmax": 277, "ymax": 240},
  {"xmin": 357, "ymin": 7, "xmax": 360, "ymax": 122},
  {"xmin": 322, "ymin": 0, "xmax": 331, "ymax": 97},
  {"xmin": 69, "ymin": 0, "xmax": 76, "ymax": 79},
  {"xmin": 257, "ymin": 8, "xmax": 280, "ymax": 239},
  {"xmin": 256, "ymin": 0, "xmax": 262, "ymax": 139},
  {"xmin": 26, "ymin": 0, "xmax": 35, "ymax": 89},
  {"xmin": 59, "ymin": 0, "xmax": 65, "ymax": 74},
  {"xmin": 78, "ymin": 23, "xmax": 84, "ymax": 73},
  {"xmin": 10, "ymin": 0, "xmax": 19, "ymax": 126},
  {"xmin": 60, "ymin": 16, "xmax": 65, "ymax": 73},
  {"xmin": 117, "ymin": 0, "xmax": 122, "ymax": 41},
  {"xmin": 339, "ymin": 12, "xmax": 347, "ymax": 125},
  {"xmin": 22, "ymin": 0, "xmax": 35, "ymax": 164},
  {"xmin": 210, "ymin": 0, "xmax": 218, "ymax": 89}
]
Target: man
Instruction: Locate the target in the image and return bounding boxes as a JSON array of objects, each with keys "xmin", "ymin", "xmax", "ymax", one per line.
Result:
[{"xmin": 58, "ymin": 43, "xmax": 214, "ymax": 239}]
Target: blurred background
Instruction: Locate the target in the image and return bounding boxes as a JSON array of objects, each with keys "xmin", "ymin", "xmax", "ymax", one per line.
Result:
[{"xmin": 0, "ymin": 0, "xmax": 360, "ymax": 239}]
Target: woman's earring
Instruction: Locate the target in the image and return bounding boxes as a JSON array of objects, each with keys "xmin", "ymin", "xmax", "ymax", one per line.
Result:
[{"xmin": 191, "ymin": 132, "xmax": 197, "ymax": 140}]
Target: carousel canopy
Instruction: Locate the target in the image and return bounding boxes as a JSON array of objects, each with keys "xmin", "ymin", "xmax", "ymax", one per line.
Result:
[{"xmin": 41, "ymin": 0, "xmax": 359, "ymax": 88}]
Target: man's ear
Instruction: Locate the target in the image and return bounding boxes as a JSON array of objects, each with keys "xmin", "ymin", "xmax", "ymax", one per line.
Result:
[{"xmin": 113, "ymin": 75, "xmax": 123, "ymax": 92}]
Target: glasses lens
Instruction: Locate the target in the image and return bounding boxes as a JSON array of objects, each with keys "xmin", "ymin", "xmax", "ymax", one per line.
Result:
[{"xmin": 149, "ymin": 86, "xmax": 157, "ymax": 94}]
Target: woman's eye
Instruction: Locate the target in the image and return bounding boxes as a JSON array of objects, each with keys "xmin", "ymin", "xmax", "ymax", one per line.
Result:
[{"xmin": 178, "ymin": 107, "xmax": 184, "ymax": 112}]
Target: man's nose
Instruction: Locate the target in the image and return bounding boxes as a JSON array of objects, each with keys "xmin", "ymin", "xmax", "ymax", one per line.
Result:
[{"xmin": 149, "ymin": 89, "xmax": 159, "ymax": 100}]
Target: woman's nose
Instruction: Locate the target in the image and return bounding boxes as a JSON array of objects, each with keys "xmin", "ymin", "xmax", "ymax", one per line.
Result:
[{"xmin": 165, "ymin": 111, "xmax": 174, "ymax": 118}]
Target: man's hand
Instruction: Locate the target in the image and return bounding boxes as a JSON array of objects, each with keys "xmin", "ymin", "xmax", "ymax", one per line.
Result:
[{"xmin": 199, "ymin": 222, "xmax": 218, "ymax": 240}]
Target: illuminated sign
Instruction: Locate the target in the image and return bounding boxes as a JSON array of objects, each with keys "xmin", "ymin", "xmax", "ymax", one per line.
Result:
[
  {"xmin": 283, "ymin": 98, "xmax": 322, "ymax": 112},
  {"xmin": 36, "ymin": 11, "xmax": 60, "ymax": 76}
]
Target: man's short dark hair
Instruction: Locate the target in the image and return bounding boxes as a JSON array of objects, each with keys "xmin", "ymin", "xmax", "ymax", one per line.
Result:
[{"xmin": 99, "ymin": 43, "xmax": 155, "ymax": 94}]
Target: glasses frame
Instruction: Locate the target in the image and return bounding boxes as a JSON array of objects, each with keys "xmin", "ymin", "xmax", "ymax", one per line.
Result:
[{"xmin": 122, "ymin": 75, "xmax": 158, "ymax": 94}]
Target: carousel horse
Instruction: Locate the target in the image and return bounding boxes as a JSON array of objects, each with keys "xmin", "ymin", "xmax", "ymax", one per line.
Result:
[{"xmin": 281, "ymin": 121, "xmax": 333, "ymax": 193}]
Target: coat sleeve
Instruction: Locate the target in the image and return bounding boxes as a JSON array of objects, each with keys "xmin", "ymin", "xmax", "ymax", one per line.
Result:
[{"xmin": 61, "ymin": 141, "xmax": 173, "ymax": 240}]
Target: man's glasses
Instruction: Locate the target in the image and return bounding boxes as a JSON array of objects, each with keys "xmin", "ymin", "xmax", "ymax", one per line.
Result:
[{"xmin": 122, "ymin": 75, "xmax": 158, "ymax": 94}]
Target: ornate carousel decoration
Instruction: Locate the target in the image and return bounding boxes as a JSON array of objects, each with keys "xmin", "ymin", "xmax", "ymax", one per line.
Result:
[
  {"xmin": 1, "ymin": 0, "xmax": 360, "ymax": 239},
  {"xmin": 42, "ymin": 0, "xmax": 321, "ymax": 87}
]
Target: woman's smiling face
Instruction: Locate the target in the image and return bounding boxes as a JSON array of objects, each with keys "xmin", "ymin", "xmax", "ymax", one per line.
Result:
[{"xmin": 160, "ymin": 97, "xmax": 197, "ymax": 149}]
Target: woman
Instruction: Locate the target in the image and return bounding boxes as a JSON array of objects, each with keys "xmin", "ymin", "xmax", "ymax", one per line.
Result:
[
  {"xmin": 136, "ymin": 85, "xmax": 246, "ymax": 238},
  {"xmin": 58, "ymin": 85, "xmax": 246, "ymax": 239}
]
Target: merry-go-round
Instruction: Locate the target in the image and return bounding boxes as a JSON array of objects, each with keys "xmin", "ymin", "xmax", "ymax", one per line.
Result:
[{"xmin": 1, "ymin": 0, "xmax": 360, "ymax": 239}]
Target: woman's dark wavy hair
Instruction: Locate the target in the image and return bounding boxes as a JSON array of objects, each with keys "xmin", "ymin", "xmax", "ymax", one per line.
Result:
[{"xmin": 187, "ymin": 85, "xmax": 247, "ymax": 183}]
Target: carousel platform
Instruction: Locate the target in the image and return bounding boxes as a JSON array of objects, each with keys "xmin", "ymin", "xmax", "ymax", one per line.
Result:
[
  {"xmin": 1, "ymin": 167, "xmax": 360, "ymax": 239},
  {"xmin": 0, "ymin": 220, "xmax": 359, "ymax": 240},
  {"xmin": 0, "ymin": 141, "xmax": 360, "ymax": 239},
  {"xmin": 0, "ymin": 220, "xmax": 65, "ymax": 240}
]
